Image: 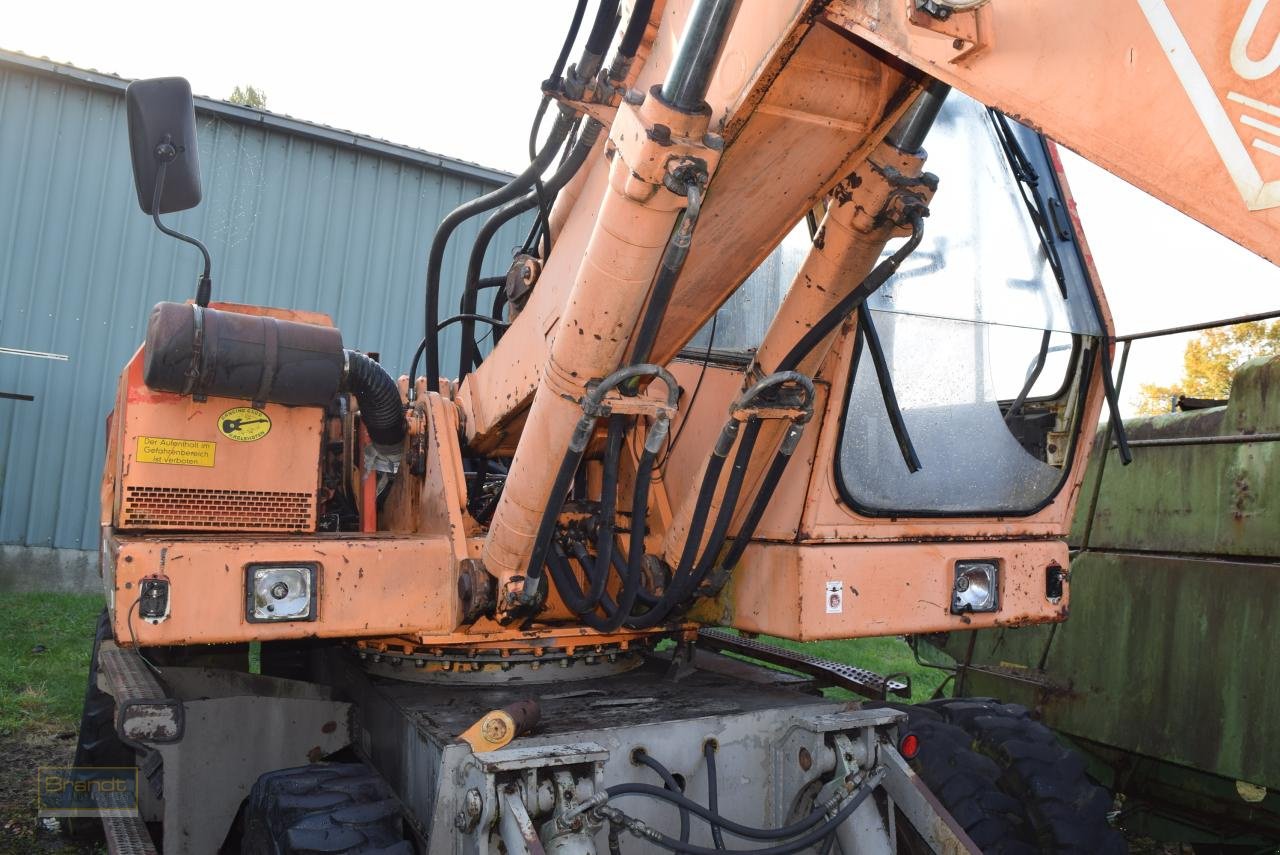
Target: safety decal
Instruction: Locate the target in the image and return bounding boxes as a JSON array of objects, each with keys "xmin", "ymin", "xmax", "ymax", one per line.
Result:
[
  {"xmin": 136, "ymin": 436, "xmax": 216, "ymax": 467},
  {"xmin": 825, "ymin": 580, "xmax": 843, "ymax": 614},
  {"xmin": 218, "ymin": 407, "xmax": 272, "ymax": 442}
]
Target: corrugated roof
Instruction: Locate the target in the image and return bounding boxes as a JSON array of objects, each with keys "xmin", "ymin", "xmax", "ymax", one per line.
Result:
[{"xmin": 0, "ymin": 47, "xmax": 517, "ymax": 186}]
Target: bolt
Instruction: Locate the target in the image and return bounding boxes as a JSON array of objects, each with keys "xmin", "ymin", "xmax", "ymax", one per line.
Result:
[
  {"xmin": 649, "ymin": 123, "xmax": 672, "ymax": 144},
  {"xmin": 624, "ymin": 88, "xmax": 645, "ymax": 106},
  {"xmin": 798, "ymin": 747, "xmax": 813, "ymax": 771}
]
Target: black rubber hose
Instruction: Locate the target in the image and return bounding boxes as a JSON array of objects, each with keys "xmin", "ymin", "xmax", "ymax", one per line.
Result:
[
  {"xmin": 611, "ymin": 543, "xmax": 660, "ymax": 607},
  {"xmin": 629, "ymin": 184, "xmax": 703, "ymax": 374},
  {"xmin": 618, "ymin": 0, "xmax": 656, "ymax": 57},
  {"xmin": 775, "ymin": 214, "xmax": 924, "ymax": 374},
  {"xmin": 545, "ymin": 546, "xmax": 629, "ymax": 633},
  {"xmin": 458, "ymin": 120, "xmax": 603, "ymax": 379},
  {"xmin": 857, "ymin": 310, "xmax": 922, "ymax": 472},
  {"xmin": 585, "ymin": 0, "xmax": 622, "ymax": 56},
  {"xmin": 719, "ymin": 446, "xmax": 790, "ymax": 572},
  {"xmin": 636, "ymin": 751, "xmax": 691, "ymax": 843},
  {"xmin": 602, "ymin": 778, "xmax": 869, "ymax": 843},
  {"xmin": 597, "ymin": 441, "xmax": 656, "ymax": 631},
  {"xmin": 704, "ymin": 743, "xmax": 727, "ymax": 850},
  {"xmin": 589, "ymin": 415, "xmax": 626, "ymax": 606},
  {"xmin": 623, "ymin": 443, "xmax": 729, "ymax": 629},
  {"xmin": 419, "ymin": 107, "xmax": 575, "ymax": 386},
  {"xmin": 550, "ymin": 0, "xmax": 591, "ymax": 86},
  {"xmin": 678, "ymin": 418, "xmax": 761, "ymax": 602},
  {"xmin": 345, "ymin": 350, "xmax": 407, "ymax": 449},
  {"xmin": 523, "ymin": 439, "xmax": 592, "ymax": 600}
]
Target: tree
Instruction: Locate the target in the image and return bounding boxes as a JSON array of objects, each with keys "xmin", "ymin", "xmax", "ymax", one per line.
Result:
[
  {"xmin": 1135, "ymin": 320, "xmax": 1280, "ymax": 415},
  {"xmin": 228, "ymin": 85, "xmax": 268, "ymax": 109}
]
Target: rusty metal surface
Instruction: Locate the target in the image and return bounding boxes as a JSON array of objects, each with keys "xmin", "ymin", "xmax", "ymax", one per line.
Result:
[
  {"xmin": 1083, "ymin": 355, "xmax": 1280, "ymax": 557},
  {"xmin": 697, "ymin": 628, "xmax": 909, "ymax": 699},
  {"xmin": 950, "ymin": 550, "xmax": 1280, "ymax": 794}
]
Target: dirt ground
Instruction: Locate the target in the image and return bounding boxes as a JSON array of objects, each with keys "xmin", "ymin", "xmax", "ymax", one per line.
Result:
[{"xmin": 0, "ymin": 732, "xmax": 100, "ymax": 855}]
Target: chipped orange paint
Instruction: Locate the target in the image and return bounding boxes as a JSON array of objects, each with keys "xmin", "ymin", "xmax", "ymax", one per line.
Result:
[{"xmin": 105, "ymin": 533, "xmax": 459, "ymax": 647}]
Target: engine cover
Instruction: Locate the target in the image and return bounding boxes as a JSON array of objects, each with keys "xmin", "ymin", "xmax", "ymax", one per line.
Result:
[{"xmin": 107, "ymin": 304, "xmax": 328, "ymax": 534}]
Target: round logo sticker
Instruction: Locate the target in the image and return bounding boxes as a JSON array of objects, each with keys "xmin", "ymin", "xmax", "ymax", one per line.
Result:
[{"xmin": 218, "ymin": 407, "xmax": 272, "ymax": 442}]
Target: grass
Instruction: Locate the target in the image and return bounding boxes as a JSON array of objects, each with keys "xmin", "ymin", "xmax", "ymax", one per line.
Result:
[{"xmin": 0, "ymin": 593, "xmax": 104, "ymax": 737}]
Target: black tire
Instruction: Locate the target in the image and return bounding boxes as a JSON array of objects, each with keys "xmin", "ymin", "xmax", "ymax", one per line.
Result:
[
  {"xmin": 920, "ymin": 698, "xmax": 1126, "ymax": 854},
  {"xmin": 66, "ymin": 608, "xmax": 135, "ymax": 839},
  {"xmin": 883, "ymin": 703, "xmax": 1037, "ymax": 854},
  {"xmin": 241, "ymin": 763, "xmax": 413, "ymax": 855}
]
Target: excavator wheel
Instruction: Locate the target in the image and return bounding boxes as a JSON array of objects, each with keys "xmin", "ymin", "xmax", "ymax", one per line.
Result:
[
  {"xmin": 240, "ymin": 763, "xmax": 412, "ymax": 855},
  {"xmin": 917, "ymin": 698, "xmax": 1127, "ymax": 854},
  {"xmin": 65, "ymin": 608, "xmax": 135, "ymax": 839},
  {"xmin": 879, "ymin": 703, "xmax": 1037, "ymax": 853}
]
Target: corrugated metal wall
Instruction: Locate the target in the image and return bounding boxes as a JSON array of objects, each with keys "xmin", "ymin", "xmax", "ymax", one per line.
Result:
[{"xmin": 0, "ymin": 53, "xmax": 532, "ymax": 552}]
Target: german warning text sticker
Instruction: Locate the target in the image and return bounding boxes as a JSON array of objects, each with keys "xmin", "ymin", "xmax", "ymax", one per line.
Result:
[
  {"xmin": 136, "ymin": 437, "xmax": 216, "ymax": 467},
  {"xmin": 218, "ymin": 407, "xmax": 272, "ymax": 442}
]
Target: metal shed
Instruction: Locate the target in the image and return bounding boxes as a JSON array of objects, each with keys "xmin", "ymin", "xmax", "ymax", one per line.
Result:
[{"xmin": 0, "ymin": 49, "xmax": 532, "ymax": 588}]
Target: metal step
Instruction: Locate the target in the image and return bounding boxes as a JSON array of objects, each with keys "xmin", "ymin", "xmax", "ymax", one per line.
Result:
[
  {"xmin": 98, "ymin": 640, "xmax": 184, "ymax": 743},
  {"xmin": 102, "ymin": 813, "xmax": 159, "ymax": 855},
  {"xmin": 697, "ymin": 629, "xmax": 910, "ymax": 699}
]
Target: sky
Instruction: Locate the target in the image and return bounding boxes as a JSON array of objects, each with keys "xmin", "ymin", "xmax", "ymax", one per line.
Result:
[{"xmin": 5, "ymin": 0, "xmax": 1278, "ymax": 413}]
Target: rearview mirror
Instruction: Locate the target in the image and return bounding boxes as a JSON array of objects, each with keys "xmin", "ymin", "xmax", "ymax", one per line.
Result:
[{"xmin": 125, "ymin": 77, "xmax": 202, "ymax": 215}]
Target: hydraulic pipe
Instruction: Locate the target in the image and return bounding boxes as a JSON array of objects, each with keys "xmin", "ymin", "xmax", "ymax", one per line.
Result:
[
  {"xmin": 660, "ymin": 0, "xmax": 743, "ymax": 112},
  {"xmin": 481, "ymin": 91, "xmax": 719, "ymax": 616},
  {"xmin": 660, "ymin": 119, "xmax": 938, "ymax": 569}
]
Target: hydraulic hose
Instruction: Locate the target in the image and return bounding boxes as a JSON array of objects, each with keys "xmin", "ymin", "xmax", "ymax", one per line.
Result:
[
  {"xmin": 345, "ymin": 350, "xmax": 407, "ymax": 450},
  {"xmin": 776, "ymin": 213, "xmax": 924, "ymax": 373},
  {"xmin": 457, "ymin": 119, "xmax": 604, "ymax": 379},
  {"xmin": 618, "ymin": 0, "xmax": 655, "ymax": 58},
  {"xmin": 520, "ymin": 364, "xmax": 676, "ymax": 609},
  {"xmin": 419, "ymin": 107, "xmax": 576, "ymax": 386},
  {"xmin": 704, "ymin": 742, "xmax": 727, "ymax": 850},
  {"xmin": 588, "ymin": 415, "xmax": 627, "ymax": 607},
  {"xmin": 599, "ymin": 769, "xmax": 882, "ymax": 851},
  {"xmin": 584, "ymin": 0, "xmax": 622, "ymax": 57},
  {"xmin": 606, "ymin": 0, "xmax": 657, "ymax": 89},
  {"xmin": 714, "ymin": 220, "xmax": 926, "ymax": 577},
  {"xmin": 635, "ymin": 751, "xmax": 691, "ymax": 843},
  {"xmin": 635, "ymin": 372, "xmax": 813, "ymax": 623},
  {"xmin": 629, "ymin": 183, "xmax": 704, "ymax": 373}
]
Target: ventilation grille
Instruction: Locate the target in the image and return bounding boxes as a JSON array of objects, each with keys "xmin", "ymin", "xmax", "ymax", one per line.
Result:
[{"xmin": 121, "ymin": 486, "xmax": 314, "ymax": 531}]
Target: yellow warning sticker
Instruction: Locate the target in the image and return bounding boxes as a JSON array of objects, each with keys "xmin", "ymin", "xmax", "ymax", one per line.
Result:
[
  {"xmin": 136, "ymin": 436, "xmax": 216, "ymax": 467},
  {"xmin": 218, "ymin": 407, "xmax": 272, "ymax": 442}
]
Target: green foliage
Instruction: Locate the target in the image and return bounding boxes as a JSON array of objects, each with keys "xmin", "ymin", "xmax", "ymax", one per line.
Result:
[
  {"xmin": 1136, "ymin": 320, "xmax": 1280, "ymax": 415},
  {"xmin": 228, "ymin": 84, "xmax": 268, "ymax": 109},
  {"xmin": 0, "ymin": 593, "xmax": 103, "ymax": 736}
]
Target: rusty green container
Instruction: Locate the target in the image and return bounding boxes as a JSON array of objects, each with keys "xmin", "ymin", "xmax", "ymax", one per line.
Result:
[{"xmin": 928, "ymin": 355, "xmax": 1280, "ymax": 845}]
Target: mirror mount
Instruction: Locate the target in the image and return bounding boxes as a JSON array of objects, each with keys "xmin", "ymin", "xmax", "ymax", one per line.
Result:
[
  {"xmin": 149, "ymin": 140, "xmax": 213, "ymax": 307},
  {"xmin": 126, "ymin": 78, "xmax": 213, "ymax": 307}
]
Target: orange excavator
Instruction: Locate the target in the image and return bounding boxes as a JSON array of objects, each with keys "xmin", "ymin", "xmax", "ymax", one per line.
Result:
[{"xmin": 75, "ymin": 1, "xmax": 1279, "ymax": 853}]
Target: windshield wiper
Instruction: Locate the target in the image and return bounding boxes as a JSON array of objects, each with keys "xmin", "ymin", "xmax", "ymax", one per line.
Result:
[{"xmin": 988, "ymin": 108, "xmax": 1069, "ymax": 298}]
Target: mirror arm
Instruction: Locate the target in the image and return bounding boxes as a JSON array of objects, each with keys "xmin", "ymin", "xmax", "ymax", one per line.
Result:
[{"xmin": 150, "ymin": 153, "xmax": 213, "ymax": 307}]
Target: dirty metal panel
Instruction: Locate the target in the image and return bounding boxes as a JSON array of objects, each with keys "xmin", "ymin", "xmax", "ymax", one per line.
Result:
[
  {"xmin": 1076, "ymin": 356, "xmax": 1280, "ymax": 557},
  {"xmin": 951, "ymin": 551, "xmax": 1280, "ymax": 791}
]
